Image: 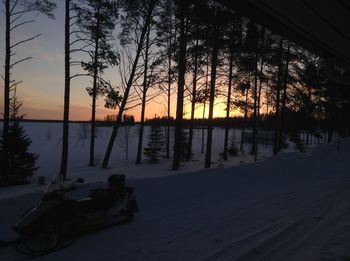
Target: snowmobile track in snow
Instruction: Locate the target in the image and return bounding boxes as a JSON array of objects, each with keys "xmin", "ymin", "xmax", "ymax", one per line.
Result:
[{"xmin": 202, "ymin": 176, "xmax": 350, "ymax": 261}]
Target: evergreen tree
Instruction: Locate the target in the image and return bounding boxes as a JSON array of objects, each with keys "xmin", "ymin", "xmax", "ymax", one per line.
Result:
[
  {"xmin": 0, "ymin": 122, "xmax": 39, "ymax": 186},
  {"xmin": 144, "ymin": 124, "xmax": 165, "ymax": 163},
  {"xmin": 228, "ymin": 132, "xmax": 238, "ymax": 156},
  {"xmin": 181, "ymin": 129, "xmax": 191, "ymax": 161},
  {"xmin": 0, "ymin": 86, "xmax": 38, "ymax": 186},
  {"xmin": 3, "ymin": 0, "xmax": 55, "ymax": 182}
]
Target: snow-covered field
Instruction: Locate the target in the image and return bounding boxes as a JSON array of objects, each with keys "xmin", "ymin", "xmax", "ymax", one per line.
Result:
[
  {"xmin": 1, "ymin": 122, "xmax": 350, "ymax": 260},
  {"xmin": 0, "ymin": 121, "xmax": 266, "ymax": 198}
]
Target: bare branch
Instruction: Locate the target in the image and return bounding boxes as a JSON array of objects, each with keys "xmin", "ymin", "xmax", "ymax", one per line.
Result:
[
  {"xmin": 10, "ymin": 13, "xmax": 24, "ymax": 25},
  {"xmin": 10, "ymin": 19, "xmax": 36, "ymax": 31},
  {"xmin": 69, "ymin": 15, "xmax": 78, "ymax": 20},
  {"xmin": 10, "ymin": 34, "xmax": 41, "ymax": 49},
  {"xmin": 69, "ymin": 61, "xmax": 82, "ymax": 66},
  {"xmin": 70, "ymin": 73, "xmax": 91, "ymax": 80},
  {"xmin": 70, "ymin": 48, "xmax": 91, "ymax": 55},
  {"xmin": 70, "ymin": 38, "xmax": 91, "ymax": 46},
  {"xmin": 10, "ymin": 56, "xmax": 33, "ymax": 68},
  {"xmin": 9, "ymin": 80, "xmax": 23, "ymax": 89},
  {"xmin": 11, "ymin": 8, "xmax": 49, "ymax": 16},
  {"xmin": 72, "ymin": 30, "xmax": 92, "ymax": 36},
  {"xmin": 10, "ymin": 0, "xmax": 20, "ymax": 14}
]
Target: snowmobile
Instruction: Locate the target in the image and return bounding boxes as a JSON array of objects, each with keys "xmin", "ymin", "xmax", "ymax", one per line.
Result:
[{"xmin": 10, "ymin": 174, "xmax": 138, "ymax": 255}]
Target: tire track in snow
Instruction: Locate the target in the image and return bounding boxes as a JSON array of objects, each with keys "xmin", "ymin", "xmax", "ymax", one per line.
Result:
[{"xmin": 201, "ymin": 176, "xmax": 350, "ymax": 261}]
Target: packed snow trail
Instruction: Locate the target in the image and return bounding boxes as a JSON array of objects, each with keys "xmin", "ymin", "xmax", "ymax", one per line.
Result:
[{"xmin": 1, "ymin": 142, "xmax": 350, "ymax": 260}]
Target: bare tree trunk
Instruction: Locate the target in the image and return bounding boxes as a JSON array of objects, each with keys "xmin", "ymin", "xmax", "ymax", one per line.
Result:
[
  {"xmin": 240, "ymin": 87, "xmax": 249, "ymax": 152},
  {"xmin": 126, "ymin": 133, "xmax": 129, "ymax": 161},
  {"xmin": 135, "ymin": 91, "xmax": 147, "ymax": 163},
  {"xmin": 327, "ymin": 83, "xmax": 335, "ymax": 143},
  {"xmin": 254, "ymin": 54, "xmax": 265, "ymax": 161},
  {"xmin": 167, "ymin": 10, "xmax": 176, "ymax": 160},
  {"xmin": 257, "ymin": 66, "xmax": 263, "ymax": 117},
  {"xmin": 102, "ymin": 0, "xmax": 156, "ymax": 169},
  {"xmin": 136, "ymin": 26, "xmax": 150, "ymax": 164},
  {"xmin": 187, "ymin": 38, "xmax": 199, "ymax": 161},
  {"xmin": 205, "ymin": 35, "xmax": 219, "ymax": 168},
  {"xmin": 59, "ymin": 0, "xmax": 71, "ymax": 180},
  {"xmin": 306, "ymin": 86, "xmax": 312, "ymax": 146},
  {"xmin": 257, "ymin": 29, "xmax": 265, "ymax": 120},
  {"xmin": 166, "ymin": 37, "xmax": 172, "ymax": 159},
  {"xmin": 89, "ymin": 77, "xmax": 98, "ymax": 166},
  {"xmin": 273, "ymin": 39, "xmax": 283, "ymax": 155},
  {"xmin": 3, "ymin": 0, "xmax": 11, "ymax": 180},
  {"xmin": 89, "ymin": 3, "xmax": 101, "ymax": 167},
  {"xmin": 223, "ymin": 50, "xmax": 234, "ymax": 161},
  {"xmin": 278, "ymin": 44, "xmax": 291, "ymax": 151},
  {"xmin": 251, "ymin": 52, "xmax": 258, "ymax": 157},
  {"xmin": 201, "ymin": 57, "xmax": 209, "ymax": 154},
  {"xmin": 172, "ymin": 0, "xmax": 188, "ymax": 170},
  {"xmin": 266, "ymin": 85, "xmax": 269, "ymax": 114}
]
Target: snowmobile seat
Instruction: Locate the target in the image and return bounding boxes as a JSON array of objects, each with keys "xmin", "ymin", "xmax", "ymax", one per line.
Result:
[
  {"xmin": 77, "ymin": 194, "xmax": 116, "ymax": 213},
  {"xmin": 78, "ymin": 174, "xmax": 126, "ymax": 213},
  {"xmin": 107, "ymin": 174, "xmax": 125, "ymax": 200}
]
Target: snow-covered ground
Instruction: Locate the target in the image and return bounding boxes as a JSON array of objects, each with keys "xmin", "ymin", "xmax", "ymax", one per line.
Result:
[
  {"xmin": 1, "ymin": 122, "xmax": 350, "ymax": 260},
  {"xmin": 0, "ymin": 122, "xmax": 268, "ymax": 199}
]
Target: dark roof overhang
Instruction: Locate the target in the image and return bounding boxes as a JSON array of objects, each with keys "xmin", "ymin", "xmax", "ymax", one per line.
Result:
[{"xmin": 218, "ymin": 0, "xmax": 350, "ymax": 84}]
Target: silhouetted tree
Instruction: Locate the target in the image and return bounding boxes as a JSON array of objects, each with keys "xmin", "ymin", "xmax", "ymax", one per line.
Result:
[
  {"xmin": 118, "ymin": 115, "xmax": 135, "ymax": 161},
  {"xmin": 223, "ymin": 16, "xmax": 242, "ymax": 160},
  {"xmin": 172, "ymin": 0, "xmax": 188, "ymax": 170},
  {"xmin": 0, "ymin": 85, "xmax": 38, "ymax": 186},
  {"xmin": 273, "ymin": 39, "xmax": 284, "ymax": 155},
  {"xmin": 228, "ymin": 132, "xmax": 238, "ymax": 156},
  {"xmin": 185, "ymin": 5, "xmax": 208, "ymax": 161},
  {"xmin": 102, "ymin": 0, "xmax": 158, "ymax": 168},
  {"xmin": 203, "ymin": 3, "xmax": 230, "ymax": 168},
  {"xmin": 73, "ymin": 0, "xmax": 119, "ymax": 166},
  {"xmin": 278, "ymin": 43, "xmax": 291, "ymax": 151},
  {"xmin": 135, "ymin": 23, "xmax": 162, "ymax": 164},
  {"xmin": 156, "ymin": 0, "xmax": 176, "ymax": 159},
  {"xmin": 59, "ymin": 0, "xmax": 72, "ymax": 180},
  {"xmin": 181, "ymin": 129, "xmax": 191, "ymax": 161},
  {"xmin": 2, "ymin": 0, "xmax": 55, "ymax": 182},
  {"xmin": 135, "ymin": 26, "xmax": 151, "ymax": 164},
  {"xmin": 144, "ymin": 124, "xmax": 165, "ymax": 163}
]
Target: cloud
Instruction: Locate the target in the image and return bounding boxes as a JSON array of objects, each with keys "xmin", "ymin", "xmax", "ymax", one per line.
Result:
[{"xmin": 40, "ymin": 50, "xmax": 64, "ymax": 65}]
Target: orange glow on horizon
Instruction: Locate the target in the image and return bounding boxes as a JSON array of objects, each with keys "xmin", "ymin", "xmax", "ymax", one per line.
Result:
[{"xmin": 183, "ymin": 98, "xmax": 243, "ymax": 120}]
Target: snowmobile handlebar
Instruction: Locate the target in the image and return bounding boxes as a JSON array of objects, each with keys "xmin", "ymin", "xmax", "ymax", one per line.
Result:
[
  {"xmin": 44, "ymin": 177, "xmax": 85, "ymax": 195},
  {"xmin": 64, "ymin": 178, "xmax": 84, "ymax": 190},
  {"xmin": 72, "ymin": 178, "xmax": 84, "ymax": 185}
]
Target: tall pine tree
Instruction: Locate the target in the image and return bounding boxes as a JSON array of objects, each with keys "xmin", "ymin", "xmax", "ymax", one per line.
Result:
[{"xmin": 73, "ymin": 0, "xmax": 119, "ymax": 166}]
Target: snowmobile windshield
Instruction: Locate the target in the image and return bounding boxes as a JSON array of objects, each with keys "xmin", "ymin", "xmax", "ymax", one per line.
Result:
[{"xmin": 45, "ymin": 175, "xmax": 69, "ymax": 194}]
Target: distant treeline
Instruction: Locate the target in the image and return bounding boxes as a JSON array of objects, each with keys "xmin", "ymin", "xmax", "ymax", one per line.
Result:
[
  {"xmin": 0, "ymin": 119, "xmax": 90, "ymax": 124},
  {"xmin": 4, "ymin": 110, "xmax": 349, "ymax": 137},
  {"xmin": 96, "ymin": 110, "xmax": 350, "ymax": 135}
]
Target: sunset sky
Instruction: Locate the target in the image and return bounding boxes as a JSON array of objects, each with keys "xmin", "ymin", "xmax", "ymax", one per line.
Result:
[{"xmin": 0, "ymin": 2, "xmax": 234, "ymax": 121}]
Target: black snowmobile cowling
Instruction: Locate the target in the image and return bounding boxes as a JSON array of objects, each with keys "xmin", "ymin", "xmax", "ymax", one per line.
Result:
[{"xmin": 12, "ymin": 174, "xmax": 138, "ymax": 255}]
